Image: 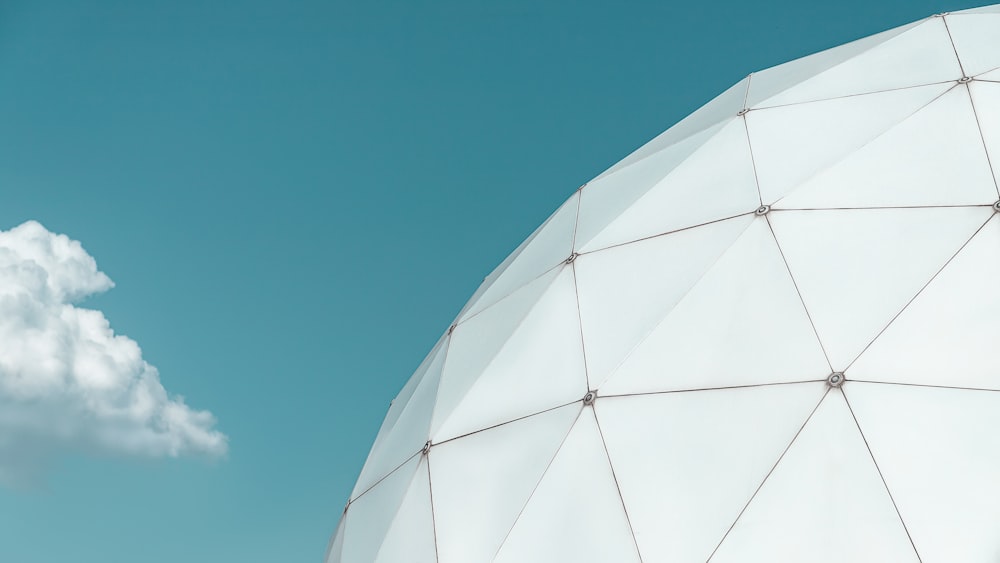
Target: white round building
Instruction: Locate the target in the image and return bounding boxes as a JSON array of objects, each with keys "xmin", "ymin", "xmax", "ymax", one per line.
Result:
[{"xmin": 327, "ymin": 6, "xmax": 1000, "ymax": 562}]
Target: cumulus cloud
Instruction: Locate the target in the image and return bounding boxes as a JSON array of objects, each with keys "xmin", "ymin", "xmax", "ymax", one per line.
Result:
[{"xmin": 0, "ymin": 220, "xmax": 226, "ymax": 486}]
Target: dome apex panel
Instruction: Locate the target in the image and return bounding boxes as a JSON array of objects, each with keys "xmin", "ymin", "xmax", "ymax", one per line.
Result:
[{"xmin": 329, "ymin": 8, "xmax": 1000, "ymax": 562}]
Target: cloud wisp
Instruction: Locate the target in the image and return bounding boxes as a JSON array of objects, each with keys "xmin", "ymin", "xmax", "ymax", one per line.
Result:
[{"xmin": 0, "ymin": 220, "xmax": 226, "ymax": 486}]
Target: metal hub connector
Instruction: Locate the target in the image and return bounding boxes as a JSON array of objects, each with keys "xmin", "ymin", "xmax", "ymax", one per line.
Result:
[
  {"xmin": 959, "ymin": 76, "xmax": 972, "ymax": 84},
  {"xmin": 422, "ymin": 440, "xmax": 432, "ymax": 455},
  {"xmin": 755, "ymin": 205, "xmax": 771, "ymax": 216},
  {"xmin": 565, "ymin": 253, "xmax": 579, "ymax": 264},
  {"xmin": 582, "ymin": 391, "xmax": 597, "ymax": 405},
  {"xmin": 993, "ymin": 200, "xmax": 1000, "ymax": 212},
  {"xmin": 737, "ymin": 108, "xmax": 749, "ymax": 116},
  {"xmin": 827, "ymin": 372, "xmax": 846, "ymax": 388}
]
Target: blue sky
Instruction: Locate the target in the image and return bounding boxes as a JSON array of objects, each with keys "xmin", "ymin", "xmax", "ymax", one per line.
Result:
[{"xmin": 0, "ymin": 0, "xmax": 973, "ymax": 561}]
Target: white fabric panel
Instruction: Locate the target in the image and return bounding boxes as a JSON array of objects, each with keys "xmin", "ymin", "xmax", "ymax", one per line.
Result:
[
  {"xmin": 979, "ymin": 67, "xmax": 1000, "ymax": 81},
  {"xmin": 432, "ymin": 267, "xmax": 561, "ymax": 438},
  {"xmin": 955, "ymin": 4, "xmax": 1000, "ymax": 14},
  {"xmin": 775, "ymin": 85, "xmax": 998, "ymax": 208},
  {"xmin": 494, "ymin": 408, "xmax": 641, "ymax": 563},
  {"xmin": 600, "ymin": 218, "xmax": 829, "ymax": 395},
  {"xmin": 324, "ymin": 517, "xmax": 346, "ymax": 563},
  {"xmin": 373, "ymin": 457, "xmax": 436, "ymax": 563},
  {"xmin": 458, "ymin": 193, "xmax": 579, "ymax": 321},
  {"xmin": 849, "ymin": 215, "xmax": 1000, "ymax": 389},
  {"xmin": 576, "ymin": 122, "xmax": 729, "ymax": 253},
  {"xmin": 580, "ymin": 119, "xmax": 759, "ymax": 252},
  {"xmin": 353, "ymin": 336, "xmax": 448, "ymax": 497},
  {"xmin": 710, "ymin": 390, "xmax": 919, "ymax": 563},
  {"xmin": 596, "ymin": 383, "xmax": 827, "ymax": 562},
  {"xmin": 747, "ymin": 83, "xmax": 951, "ymax": 205},
  {"xmin": 946, "ymin": 14, "xmax": 1000, "ymax": 77},
  {"xmin": 968, "ymin": 82, "xmax": 1000, "ymax": 195},
  {"xmin": 751, "ymin": 18, "xmax": 960, "ymax": 108},
  {"xmin": 432, "ymin": 266, "xmax": 586, "ymax": 442},
  {"xmin": 768, "ymin": 206, "xmax": 992, "ymax": 370},
  {"xmin": 430, "ymin": 404, "xmax": 580, "ymax": 563},
  {"xmin": 575, "ymin": 215, "xmax": 755, "ymax": 390},
  {"xmin": 745, "ymin": 20, "xmax": 921, "ymax": 108},
  {"xmin": 846, "ymin": 382, "xmax": 1000, "ymax": 563},
  {"xmin": 340, "ymin": 455, "xmax": 422, "ymax": 563},
  {"xmin": 598, "ymin": 76, "xmax": 749, "ymax": 178}
]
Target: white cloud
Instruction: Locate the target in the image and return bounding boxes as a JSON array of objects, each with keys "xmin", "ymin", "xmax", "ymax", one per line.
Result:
[{"xmin": 0, "ymin": 220, "xmax": 226, "ymax": 485}]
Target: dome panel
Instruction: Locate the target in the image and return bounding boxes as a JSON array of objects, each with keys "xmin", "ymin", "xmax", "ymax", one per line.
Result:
[
  {"xmin": 493, "ymin": 408, "xmax": 641, "ymax": 563},
  {"xmin": 767, "ymin": 206, "xmax": 992, "ymax": 369},
  {"xmin": 372, "ymin": 458, "xmax": 436, "ymax": 563},
  {"xmin": 575, "ymin": 215, "xmax": 755, "ymax": 389},
  {"xmin": 749, "ymin": 18, "xmax": 960, "ymax": 108},
  {"xmin": 429, "ymin": 403, "xmax": 580, "ymax": 563},
  {"xmin": 599, "ymin": 218, "xmax": 829, "ymax": 395},
  {"xmin": 709, "ymin": 390, "xmax": 919, "ymax": 563},
  {"xmin": 595, "ymin": 383, "xmax": 827, "ymax": 562},
  {"xmin": 578, "ymin": 119, "xmax": 759, "ymax": 252},
  {"xmin": 846, "ymin": 382, "xmax": 1000, "ymax": 563},
  {"xmin": 747, "ymin": 83, "xmax": 952, "ymax": 205},
  {"xmin": 849, "ymin": 215, "xmax": 1000, "ymax": 389},
  {"xmin": 968, "ymin": 81, "xmax": 1000, "ymax": 195},
  {"xmin": 946, "ymin": 14, "xmax": 1000, "ymax": 77},
  {"xmin": 339, "ymin": 455, "xmax": 423, "ymax": 563}
]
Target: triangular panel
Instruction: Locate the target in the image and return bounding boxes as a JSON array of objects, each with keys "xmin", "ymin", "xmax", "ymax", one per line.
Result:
[
  {"xmin": 968, "ymin": 81, "xmax": 1000, "ymax": 195},
  {"xmin": 576, "ymin": 121, "xmax": 730, "ymax": 252},
  {"xmin": 775, "ymin": 85, "xmax": 997, "ymax": 208},
  {"xmin": 432, "ymin": 266, "xmax": 587, "ymax": 442},
  {"xmin": 849, "ymin": 215, "xmax": 1000, "ymax": 388},
  {"xmin": 768, "ymin": 207, "xmax": 993, "ymax": 369},
  {"xmin": 600, "ymin": 218, "xmax": 829, "ymax": 395},
  {"xmin": 750, "ymin": 18, "xmax": 960, "ymax": 108},
  {"xmin": 946, "ymin": 14, "xmax": 1000, "ymax": 77},
  {"xmin": 596, "ymin": 382, "xmax": 827, "ymax": 562},
  {"xmin": 846, "ymin": 382, "xmax": 1000, "ymax": 563},
  {"xmin": 579, "ymin": 119, "xmax": 759, "ymax": 252},
  {"xmin": 324, "ymin": 517, "xmax": 346, "ymax": 563},
  {"xmin": 373, "ymin": 458, "xmax": 436, "ymax": 563},
  {"xmin": 432, "ymin": 266, "xmax": 562, "ymax": 438},
  {"xmin": 597, "ymin": 76, "xmax": 749, "ymax": 178},
  {"xmin": 955, "ymin": 4, "xmax": 1000, "ymax": 15},
  {"xmin": 747, "ymin": 83, "xmax": 952, "ymax": 205},
  {"xmin": 709, "ymin": 390, "xmax": 919, "ymax": 563},
  {"xmin": 575, "ymin": 215, "xmax": 756, "ymax": 390},
  {"xmin": 430, "ymin": 404, "xmax": 581, "ymax": 563},
  {"xmin": 979, "ymin": 67, "xmax": 1000, "ymax": 81},
  {"xmin": 353, "ymin": 336, "xmax": 449, "ymax": 497},
  {"xmin": 494, "ymin": 408, "xmax": 641, "ymax": 563},
  {"xmin": 341, "ymin": 456, "xmax": 423, "ymax": 563},
  {"xmin": 457, "ymin": 193, "xmax": 578, "ymax": 322}
]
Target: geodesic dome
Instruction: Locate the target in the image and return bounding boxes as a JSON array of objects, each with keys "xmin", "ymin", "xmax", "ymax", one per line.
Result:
[{"xmin": 326, "ymin": 6, "xmax": 1000, "ymax": 562}]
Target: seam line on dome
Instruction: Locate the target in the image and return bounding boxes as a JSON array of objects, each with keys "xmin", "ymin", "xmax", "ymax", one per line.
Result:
[
  {"xmin": 975, "ymin": 63, "xmax": 1000, "ymax": 78},
  {"xmin": 768, "ymin": 84, "xmax": 957, "ymax": 209},
  {"xmin": 456, "ymin": 260, "xmax": 565, "ymax": 327},
  {"xmin": 425, "ymin": 457, "xmax": 442, "ymax": 563},
  {"xmin": 939, "ymin": 15, "xmax": 967, "ymax": 78},
  {"xmin": 845, "ymin": 213, "xmax": 996, "ymax": 372},
  {"xmin": 579, "ymin": 211, "xmax": 754, "ymax": 256},
  {"xmin": 773, "ymin": 203, "xmax": 995, "ymax": 211},
  {"xmin": 350, "ymin": 449, "xmax": 422, "ymax": 503},
  {"xmin": 849, "ymin": 379, "xmax": 1000, "ymax": 393},
  {"xmin": 432, "ymin": 399, "xmax": 583, "ymax": 447},
  {"xmin": 490, "ymin": 407, "xmax": 585, "ymax": 561},
  {"xmin": 706, "ymin": 387, "xmax": 832, "ymax": 562},
  {"xmin": 570, "ymin": 262, "xmax": 594, "ymax": 391},
  {"xmin": 964, "ymin": 83, "xmax": 1000, "ymax": 199},
  {"xmin": 751, "ymin": 80, "xmax": 958, "ymax": 112},
  {"xmin": 592, "ymin": 408, "xmax": 646, "ymax": 563},
  {"xmin": 840, "ymin": 390, "xmax": 924, "ymax": 562},
  {"xmin": 598, "ymin": 379, "xmax": 826, "ymax": 399},
  {"xmin": 742, "ymin": 112, "xmax": 765, "ymax": 206},
  {"xmin": 764, "ymin": 215, "xmax": 835, "ymax": 373}
]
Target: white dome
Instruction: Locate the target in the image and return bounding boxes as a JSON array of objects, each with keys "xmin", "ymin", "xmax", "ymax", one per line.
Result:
[{"xmin": 327, "ymin": 7, "xmax": 1000, "ymax": 562}]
